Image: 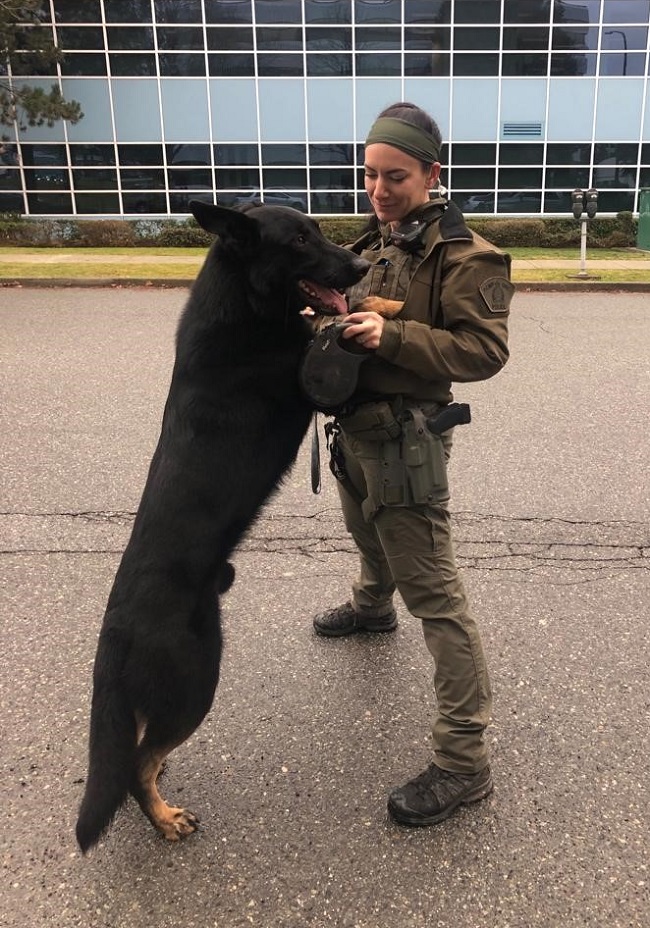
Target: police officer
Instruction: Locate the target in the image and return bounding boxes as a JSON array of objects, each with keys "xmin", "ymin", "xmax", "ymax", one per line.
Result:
[{"xmin": 312, "ymin": 102, "xmax": 513, "ymax": 826}]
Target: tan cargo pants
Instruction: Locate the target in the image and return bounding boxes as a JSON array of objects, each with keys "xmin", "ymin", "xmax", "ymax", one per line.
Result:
[{"xmin": 334, "ymin": 427, "xmax": 493, "ymax": 774}]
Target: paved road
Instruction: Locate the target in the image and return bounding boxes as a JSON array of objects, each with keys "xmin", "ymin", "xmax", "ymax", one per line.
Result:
[{"xmin": 1, "ymin": 289, "xmax": 648, "ymax": 928}]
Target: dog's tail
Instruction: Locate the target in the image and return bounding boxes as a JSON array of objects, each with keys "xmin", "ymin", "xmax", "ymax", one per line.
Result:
[{"xmin": 76, "ymin": 633, "xmax": 136, "ymax": 853}]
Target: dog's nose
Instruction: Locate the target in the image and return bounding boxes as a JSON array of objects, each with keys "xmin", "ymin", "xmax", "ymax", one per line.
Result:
[{"xmin": 353, "ymin": 256, "xmax": 371, "ymax": 279}]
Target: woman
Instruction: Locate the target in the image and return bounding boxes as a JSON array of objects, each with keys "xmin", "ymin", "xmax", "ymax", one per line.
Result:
[{"xmin": 312, "ymin": 102, "xmax": 513, "ymax": 826}]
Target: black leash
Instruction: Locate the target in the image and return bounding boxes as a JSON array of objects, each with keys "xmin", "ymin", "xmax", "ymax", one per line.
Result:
[{"xmin": 310, "ymin": 412, "xmax": 321, "ymax": 494}]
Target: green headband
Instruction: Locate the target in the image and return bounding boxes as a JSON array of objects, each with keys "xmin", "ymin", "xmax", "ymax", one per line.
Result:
[{"xmin": 365, "ymin": 116, "xmax": 440, "ymax": 163}]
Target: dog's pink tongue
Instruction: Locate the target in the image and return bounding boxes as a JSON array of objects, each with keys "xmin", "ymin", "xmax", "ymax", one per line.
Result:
[{"xmin": 303, "ymin": 281, "xmax": 348, "ymax": 315}]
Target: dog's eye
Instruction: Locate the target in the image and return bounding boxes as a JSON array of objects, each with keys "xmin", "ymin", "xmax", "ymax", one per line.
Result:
[{"xmin": 295, "ymin": 234, "xmax": 307, "ymax": 246}]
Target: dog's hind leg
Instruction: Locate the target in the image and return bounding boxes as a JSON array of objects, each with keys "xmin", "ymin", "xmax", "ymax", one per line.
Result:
[{"xmin": 131, "ymin": 724, "xmax": 200, "ymax": 841}]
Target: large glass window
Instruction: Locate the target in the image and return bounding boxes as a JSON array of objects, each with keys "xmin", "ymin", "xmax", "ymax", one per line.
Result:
[
  {"xmin": 54, "ymin": 1, "xmax": 101, "ymax": 23},
  {"xmin": 104, "ymin": 0, "xmax": 154, "ymax": 22},
  {"xmin": 154, "ymin": 1, "xmax": 203, "ymax": 23},
  {"xmin": 8, "ymin": 0, "xmax": 650, "ymax": 217}
]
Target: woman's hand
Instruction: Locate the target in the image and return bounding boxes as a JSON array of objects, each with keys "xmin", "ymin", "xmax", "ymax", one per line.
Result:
[{"xmin": 341, "ymin": 311, "xmax": 385, "ymax": 350}]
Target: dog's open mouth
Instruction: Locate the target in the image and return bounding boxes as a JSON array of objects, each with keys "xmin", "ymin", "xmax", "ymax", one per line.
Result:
[{"xmin": 298, "ymin": 279, "xmax": 348, "ymax": 316}]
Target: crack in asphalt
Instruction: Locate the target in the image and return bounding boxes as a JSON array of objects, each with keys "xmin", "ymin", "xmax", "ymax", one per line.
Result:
[{"xmin": 0, "ymin": 510, "xmax": 647, "ymax": 577}]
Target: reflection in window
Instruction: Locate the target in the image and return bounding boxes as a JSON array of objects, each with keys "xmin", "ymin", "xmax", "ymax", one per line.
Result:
[
  {"xmin": 110, "ymin": 54, "xmax": 157, "ymax": 76},
  {"xmin": 499, "ymin": 167, "xmax": 543, "ymax": 188},
  {"xmin": 455, "ymin": 0, "xmax": 501, "ymax": 24},
  {"xmin": 262, "ymin": 144, "xmax": 306, "ymax": 165},
  {"xmin": 497, "ymin": 191, "xmax": 542, "ymax": 213},
  {"xmin": 503, "ymin": 27, "xmax": 550, "ymax": 50},
  {"xmin": 20, "ymin": 145, "xmax": 66, "ymax": 166},
  {"xmin": 167, "ymin": 144, "xmax": 211, "ymax": 165},
  {"xmin": 24, "ymin": 169, "xmax": 69, "ymax": 191},
  {"xmin": 106, "ymin": 27, "xmax": 155, "ymax": 50},
  {"xmin": 306, "ymin": 27, "xmax": 352, "ymax": 49},
  {"xmin": 206, "ymin": 28, "xmax": 254, "ymax": 51},
  {"xmin": 60, "ymin": 54, "xmax": 107, "ymax": 76},
  {"xmin": 309, "ymin": 144, "xmax": 354, "ymax": 166},
  {"xmin": 547, "ymin": 143, "xmax": 592, "ymax": 164},
  {"xmin": 404, "ymin": 53, "xmax": 450, "ymax": 76},
  {"xmin": 355, "ymin": 27, "xmax": 401, "ymax": 49},
  {"xmin": 454, "ymin": 28, "xmax": 500, "ymax": 50},
  {"xmin": 502, "ymin": 54, "xmax": 548, "ymax": 76},
  {"xmin": 27, "ymin": 193, "xmax": 73, "ymax": 213},
  {"xmin": 603, "ymin": 0, "xmax": 650, "ymax": 23},
  {"xmin": 451, "ymin": 167, "xmax": 496, "ymax": 188},
  {"xmin": 154, "ymin": 0, "xmax": 203, "ymax": 24},
  {"xmin": 594, "ymin": 190, "xmax": 635, "ymax": 212},
  {"xmin": 204, "ymin": 0, "xmax": 252, "ymax": 24},
  {"xmin": 452, "ymin": 144, "xmax": 496, "ymax": 165},
  {"xmin": 215, "ymin": 168, "xmax": 260, "ymax": 188},
  {"xmin": 156, "ymin": 28, "xmax": 204, "ymax": 51},
  {"xmin": 602, "ymin": 27, "xmax": 648, "ymax": 51},
  {"xmin": 307, "ymin": 54, "xmax": 352, "ymax": 76},
  {"xmin": 405, "ymin": 26, "xmax": 450, "ymax": 50},
  {"xmin": 256, "ymin": 27, "xmax": 303, "ymax": 50},
  {"xmin": 168, "ymin": 168, "xmax": 212, "ymax": 188},
  {"xmin": 257, "ymin": 54, "xmax": 304, "ymax": 76},
  {"xmin": 70, "ymin": 144, "xmax": 116, "ymax": 166},
  {"xmin": 309, "ymin": 168, "xmax": 355, "ymax": 188},
  {"xmin": 404, "ymin": 0, "xmax": 450, "ymax": 23},
  {"xmin": 58, "ymin": 27, "xmax": 104, "ymax": 50},
  {"xmin": 355, "ymin": 53, "xmax": 401, "ymax": 76},
  {"xmin": 551, "ymin": 52, "xmax": 595, "ymax": 75},
  {"xmin": 255, "ymin": 0, "xmax": 302, "ymax": 23},
  {"xmin": 10, "ymin": 53, "xmax": 58, "ymax": 76},
  {"xmin": 600, "ymin": 53, "xmax": 646, "ymax": 76},
  {"xmin": 453, "ymin": 53, "xmax": 499, "ymax": 76},
  {"xmin": 311, "ymin": 191, "xmax": 355, "ymax": 212},
  {"xmin": 305, "ymin": 0, "xmax": 352, "ymax": 24},
  {"xmin": 214, "ymin": 144, "xmax": 259, "ymax": 166},
  {"xmin": 159, "ymin": 54, "xmax": 205, "ymax": 76},
  {"xmin": 354, "ymin": 0, "xmax": 401, "ymax": 24},
  {"xmin": 104, "ymin": 0, "xmax": 154, "ymax": 23},
  {"xmin": 72, "ymin": 168, "xmax": 118, "ymax": 189},
  {"xmin": 553, "ymin": 0, "xmax": 601, "ymax": 25},
  {"xmin": 118, "ymin": 145, "xmax": 164, "ymax": 166},
  {"xmin": 54, "ymin": 1, "xmax": 102, "ymax": 23},
  {"xmin": 123, "ymin": 191, "xmax": 168, "ymax": 212},
  {"xmin": 546, "ymin": 167, "xmax": 590, "ymax": 187},
  {"xmin": 552, "ymin": 26, "xmax": 598, "ymax": 50},
  {"xmin": 74, "ymin": 192, "xmax": 120, "ymax": 212},
  {"xmin": 263, "ymin": 168, "xmax": 308, "ymax": 188},
  {"xmin": 119, "ymin": 168, "xmax": 166, "ymax": 189},
  {"xmin": 499, "ymin": 144, "xmax": 544, "ymax": 165},
  {"xmin": 208, "ymin": 54, "xmax": 255, "ymax": 76}
]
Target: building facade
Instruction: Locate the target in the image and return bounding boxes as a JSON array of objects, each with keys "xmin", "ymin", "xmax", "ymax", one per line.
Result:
[{"xmin": 1, "ymin": 0, "xmax": 649, "ymax": 218}]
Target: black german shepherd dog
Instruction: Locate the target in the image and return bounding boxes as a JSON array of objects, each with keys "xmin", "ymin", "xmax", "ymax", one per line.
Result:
[{"xmin": 75, "ymin": 200, "xmax": 369, "ymax": 852}]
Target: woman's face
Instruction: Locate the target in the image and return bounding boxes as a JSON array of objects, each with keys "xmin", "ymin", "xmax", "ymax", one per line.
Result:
[{"xmin": 364, "ymin": 143, "xmax": 440, "ymax": 227}]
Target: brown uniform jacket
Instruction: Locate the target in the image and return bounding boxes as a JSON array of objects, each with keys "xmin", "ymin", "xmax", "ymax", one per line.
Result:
[{"xmin": 347, "ymin": 196, "xmax": 514, "ymax": 406}]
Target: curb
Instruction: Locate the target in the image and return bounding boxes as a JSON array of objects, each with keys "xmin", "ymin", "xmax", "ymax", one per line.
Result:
[
  {"xmin": 2, "ymin": 277, "xmax": 650, "ymax": 293},
  {"xmin": 0, "ymin": 278, "xmax": 194, "ymax": 289}
]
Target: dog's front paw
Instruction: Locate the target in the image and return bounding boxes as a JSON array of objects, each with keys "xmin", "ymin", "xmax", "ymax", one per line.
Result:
[{"xmin": 352, "ymin": 296, "xmax": 404, "ymax": 318}]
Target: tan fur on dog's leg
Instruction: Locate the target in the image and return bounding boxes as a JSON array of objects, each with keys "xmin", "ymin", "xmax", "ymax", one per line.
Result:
[
  {"xmin": 351, "ymin": 296, "xmax": 404, "ymax": 318},
  {"xmin": 134, "ymin": 746, "xmax": 199, "ymax": 841}
]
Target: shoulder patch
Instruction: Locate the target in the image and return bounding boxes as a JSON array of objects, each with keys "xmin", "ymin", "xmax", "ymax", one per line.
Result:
[{"xmin": 479, "ymin": 277, "xmax": 514, "ymax": 314}]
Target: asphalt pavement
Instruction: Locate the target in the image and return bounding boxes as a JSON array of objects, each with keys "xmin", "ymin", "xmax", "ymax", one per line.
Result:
[{"xmin": 1, "ymin": 288, "xmax": 649, "ymax": 928}]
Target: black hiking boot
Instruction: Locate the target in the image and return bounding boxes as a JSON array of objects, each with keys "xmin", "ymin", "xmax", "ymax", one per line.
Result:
[
  {"xmin": 387, "ymin": 763, "xmax": 493, "ymax": 826},
  {"xmin": 313, "ymin": 601, "xmax": 397, "ymax": 637}
]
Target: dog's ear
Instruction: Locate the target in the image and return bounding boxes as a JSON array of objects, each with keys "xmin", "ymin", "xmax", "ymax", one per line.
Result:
[{"xmin": 189, "ymin": 200, "xmax": 259, "ymax": 250}]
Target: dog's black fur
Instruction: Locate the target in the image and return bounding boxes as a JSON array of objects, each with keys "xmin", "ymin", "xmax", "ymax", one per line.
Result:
[{"xmin": 75, "ymin": 201, "xmax": 369, "ymax": 852}]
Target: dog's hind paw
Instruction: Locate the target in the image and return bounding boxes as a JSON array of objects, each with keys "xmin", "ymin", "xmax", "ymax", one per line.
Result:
[{"xmin": 157, "ymin": 806, "xmax": 200, "ymax": 841}]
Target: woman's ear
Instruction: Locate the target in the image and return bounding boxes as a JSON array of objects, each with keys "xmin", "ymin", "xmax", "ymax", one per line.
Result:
[{"xmin": 427, "ymin": 162, "xmax": 442, "ymax": 189}]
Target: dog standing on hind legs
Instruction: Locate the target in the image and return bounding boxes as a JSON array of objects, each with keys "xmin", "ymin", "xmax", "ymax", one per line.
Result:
[{"xmin": 75, "ymin": 201, "xmax": 369, "ymax": 852}]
